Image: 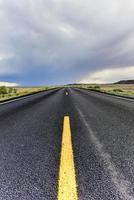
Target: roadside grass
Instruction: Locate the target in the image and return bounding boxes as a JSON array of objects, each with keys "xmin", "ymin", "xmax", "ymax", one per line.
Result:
[
  {"xmin": 0, "ymin": 86, "xmax": 55, "ymax": 102},
  {"xmin": 1, "ymin": 84, "xmax": 134, "ymax": 101},
  {"xmin": 99, "ymin": 84, "xmax": 134, "ymax": 97},
  {"xmin": 70, "ymin": 84, "xmax": 134, "ymax": 98}
]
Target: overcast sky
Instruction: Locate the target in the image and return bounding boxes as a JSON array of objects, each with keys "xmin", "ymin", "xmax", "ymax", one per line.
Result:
[{"xmin": 0, "ymin": 0, "xmax": 134, "ymax": 86}]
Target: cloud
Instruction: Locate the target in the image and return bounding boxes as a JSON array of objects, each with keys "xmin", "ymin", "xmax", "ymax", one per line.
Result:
[
  {"xmin": 0, "ymin": 0, "xmax": 134, "ymax": 85},
  {"xmin": 0, "ymin": 81, "xmax": 19, "ymax": 87},
  {"xmin": 0, "ymin": 52, "xmax": 14, "ymax": 61},
  {"xmin": 80, "ymin": 66, "xmax": 134, "ymax": 83}
]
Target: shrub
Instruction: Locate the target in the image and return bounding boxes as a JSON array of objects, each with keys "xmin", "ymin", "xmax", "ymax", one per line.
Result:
[
  {"xmin": 9, "ymin": 88, "xmax": 17, "ymax": 94},
  {"xmin": 0, "ymin": 86, "xmax": 7, "ymax": 94},
  {"xmin": 13, "ymin": 88, "xmax": 17, "ymax": 93},
  {"xmin": 94, "ymin": 85, "xmax": 101, "ymax": 90},
  {"xmin": 113, "ymin": 89, "xmax": 123, "ymax": 92},
  {"xmin": 8, "ymin": 87, "xmax": 13, "ymax": 94},
  {"xmin": 87, "ymin": 86, "xmax": 93, "ymax": 89}
]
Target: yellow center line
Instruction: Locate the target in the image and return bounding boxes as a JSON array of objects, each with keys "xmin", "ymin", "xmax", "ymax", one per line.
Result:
[{"xmin": 58, "ymin": 116, "xmax": 78, "ymax": 200}]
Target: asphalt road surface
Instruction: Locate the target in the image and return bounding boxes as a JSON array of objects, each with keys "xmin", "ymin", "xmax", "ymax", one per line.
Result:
[{"xmin": 0, "ymin": 88, "xmax": 134, "ymax": 200}]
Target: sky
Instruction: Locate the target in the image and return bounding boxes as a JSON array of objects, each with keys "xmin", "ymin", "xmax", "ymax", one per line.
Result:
[{"xmin": 0, "ymin": 0, "xmax": 134, "ymax": 86}]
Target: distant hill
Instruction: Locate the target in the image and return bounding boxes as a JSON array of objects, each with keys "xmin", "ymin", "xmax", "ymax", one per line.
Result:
[{"xmin": 115, "ymin": 80, "xmax": 134, "ymax": 84}]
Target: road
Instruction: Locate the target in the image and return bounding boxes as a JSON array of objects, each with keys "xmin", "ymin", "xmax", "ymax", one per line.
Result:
[{"xmin": 0, "ymin": 88, "xmax": 133, "ymax": 200}]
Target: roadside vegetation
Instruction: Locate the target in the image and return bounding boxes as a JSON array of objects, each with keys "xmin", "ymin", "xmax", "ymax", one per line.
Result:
[
  {"xmin": 0, "ymin": 86, "xmax": 54, "ymax": 102},
  {"xmin": 69, "ymin": 84, "xmax": 134, "ymax": 98}
]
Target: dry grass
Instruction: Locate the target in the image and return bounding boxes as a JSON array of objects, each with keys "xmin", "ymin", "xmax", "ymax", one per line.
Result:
[
  {"xmin": 99, "ymin": 84, "xmax": 134, "ymax": 97},
  {"xmin": 0, "ymin": 86, "xmax": 53, "ymax": 102},
  {"xmin": 71, "ymin": 84, "xmax": 134, "ymax": 97}
]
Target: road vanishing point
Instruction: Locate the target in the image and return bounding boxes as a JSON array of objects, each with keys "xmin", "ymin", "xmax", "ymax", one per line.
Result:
[{"xmin": 0, "ymin": 88, "xmax": 134, "ymax": 200}]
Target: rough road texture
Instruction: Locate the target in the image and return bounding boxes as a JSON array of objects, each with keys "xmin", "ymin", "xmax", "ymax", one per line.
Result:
[{"xmin": 0, "ymin": 88, "xmax": 133, "ymax": 200}]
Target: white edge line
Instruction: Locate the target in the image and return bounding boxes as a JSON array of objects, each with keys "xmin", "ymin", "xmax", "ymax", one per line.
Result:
[
  {"xmin": 76, "ymin": 106, "xmax": 134, "ymax": 200},
  {"xmin": 102, "ymin": 93, "xmax": 134, "ymax": 102},
  {"xmin": 87, "ymin": 89, "xmax": 134, "ymax": 102},
  {"xmin": 0, "ymin": 91, "xmax": 45, "ymax": 105}
]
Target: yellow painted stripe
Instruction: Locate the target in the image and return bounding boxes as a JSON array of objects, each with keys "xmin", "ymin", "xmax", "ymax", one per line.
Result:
[{"xmin": 58, "ymin": 116, "xmax": 78, "ymax": 200}]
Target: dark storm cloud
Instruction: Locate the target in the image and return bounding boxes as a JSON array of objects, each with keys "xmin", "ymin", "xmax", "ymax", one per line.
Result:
[{"xmin": 0, "ymin": 0, "xmax": 134, "ymax": 85}]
